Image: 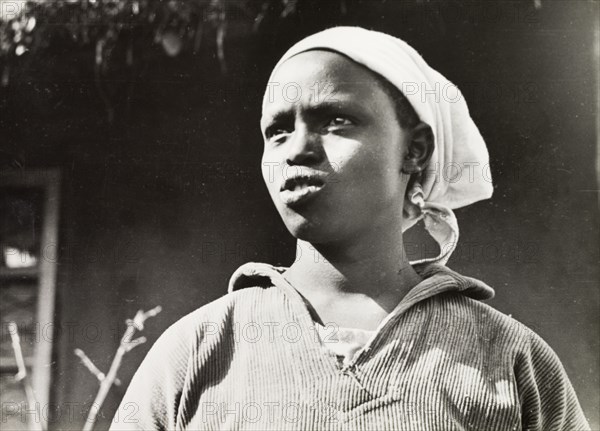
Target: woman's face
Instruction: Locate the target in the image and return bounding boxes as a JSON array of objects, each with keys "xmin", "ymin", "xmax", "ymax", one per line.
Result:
[{"xmin": 260, "ymin": 50, "xmax": 412, "ymax": 244}]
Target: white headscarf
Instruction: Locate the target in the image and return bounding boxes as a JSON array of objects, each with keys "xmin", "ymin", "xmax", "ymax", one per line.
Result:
[{"xmin": 263, "ymin": 26, "xmax": 493, "ymax": 265}]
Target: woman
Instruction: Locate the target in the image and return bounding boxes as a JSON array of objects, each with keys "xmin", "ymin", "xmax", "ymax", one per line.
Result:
[{"xmin": 111, "ymin": 27, "xmax": 589, "ymax": 430}]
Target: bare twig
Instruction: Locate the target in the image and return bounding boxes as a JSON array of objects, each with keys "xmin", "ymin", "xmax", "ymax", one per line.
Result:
[
  {"xmin": 79, "ymin": 306, "xmax": 161, "ymax": 431},
  {"xmin": 74, "ymin": 349, "xmax": 121, "ymax": 386},
  {"xmin": 8, "ymin": 322, "xmax": 44, "ymax": 431}
]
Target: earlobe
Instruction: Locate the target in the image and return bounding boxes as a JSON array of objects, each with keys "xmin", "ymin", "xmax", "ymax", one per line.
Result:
[
  {"xmin": 401, "ymin": 122, "xmax": 434, "ymax": 174},
  {"xmin": 403, "ymin": 180, "xmax": 425, "ymax": 225}
]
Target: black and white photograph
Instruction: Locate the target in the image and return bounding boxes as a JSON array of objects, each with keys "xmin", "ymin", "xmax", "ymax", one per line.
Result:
[{"xmin": 0, "ymin": 0, "xmax": 598, "ymax": 430}]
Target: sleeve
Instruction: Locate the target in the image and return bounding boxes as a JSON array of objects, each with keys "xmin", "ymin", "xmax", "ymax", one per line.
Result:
[
  {"xmin": 108, "ymin": 315, "xmax": 196, "ymax": 431},
  {"xmin": 515, "ymin": 329, "xmax": 591, "ymax": 431}
]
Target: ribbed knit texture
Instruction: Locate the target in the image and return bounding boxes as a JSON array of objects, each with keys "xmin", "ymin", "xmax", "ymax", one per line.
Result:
[{"xmin": 110, "ymin": 263, "xmax": 590, "ymax": 431}]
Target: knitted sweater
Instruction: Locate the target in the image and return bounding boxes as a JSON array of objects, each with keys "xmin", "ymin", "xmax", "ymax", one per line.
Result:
[{"xmin": 110, "ymin": 263, "xmax": 590, "ymax": 431}]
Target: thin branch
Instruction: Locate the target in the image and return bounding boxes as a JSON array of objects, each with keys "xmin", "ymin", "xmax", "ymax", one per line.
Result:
[
  {"xmin": 80, "ymin": 306, "xmax": 162, "ymax": 431},
  {"xmin": 74, "ymin": 348, "xmax": 121, "ymax": 386},
  {"xmin": 8, "ymin": 322, "xmax": 44, "ymax": 431}
]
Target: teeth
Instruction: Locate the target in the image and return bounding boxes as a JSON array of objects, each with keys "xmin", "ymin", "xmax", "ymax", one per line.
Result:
[
  {"xmin": 290, "ymin": 185, "xmax": 319, "ymax": 194},
  {"xmin": 287, "ymin": 176, "xmax": 321, "ymax": 191},
  {"xmin": 292, "ymin": 183, "xmax": 316, "ymax": 192}
]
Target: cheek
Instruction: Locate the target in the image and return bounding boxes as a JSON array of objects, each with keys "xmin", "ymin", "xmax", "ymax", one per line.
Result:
[
  {"xmin": 261, "ymin": 151, "xmax": 281, "ymax": 195},
  {"xmin": 329, "ymin": 140, "xmax": 396, "ymax": 185},
  {"xmin": 361, "ymin": 129, "xmax": 404, "ymax": 184}
]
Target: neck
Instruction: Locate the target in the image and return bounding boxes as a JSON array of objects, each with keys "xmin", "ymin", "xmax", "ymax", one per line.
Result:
[{"xmin": 285, "ymin": 223, "xmax": 422, "ymax": 316}]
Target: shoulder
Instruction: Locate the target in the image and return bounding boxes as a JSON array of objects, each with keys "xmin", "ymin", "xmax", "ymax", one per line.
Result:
[
  {"xmin": 111, "ymin": 286, "xmax": 284, "ymax": 430},
  {"xmin": 427, "ymin": 290, "xmax": 575, "ymax": 372},
  {"xmin": 154, "ymin": 284, "xmax": 286, "ymax": 349},
  {"xmin": 420, "ymin": 286, "xmax": 571, "ymax": 379},
  {"xmin": 129, "ymin": 285, "xmax": 285, "ymax": 388},
  {"xmin": 170, "ymin": 284, "xmax": 283, "ymax": 326},
  {"xmin": 427, "ymin": 290, "xmax": 532, "ymax": 343}
]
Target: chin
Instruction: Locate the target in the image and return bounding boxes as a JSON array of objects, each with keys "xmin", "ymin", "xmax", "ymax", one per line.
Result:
[
  {"xmin": 281, "ymin": 212, "xmax": 348, "ymax": 245},
  {"xmin": 273, "ymin": 196, "xmax": 355, "ymax": 244},
  {"xmin": 278, "ymin": 209, "xmax": 317, "ymax": 238},
  {"xmin": 283, "ymin": 216, "xmax": 319, "ymax": 240}
]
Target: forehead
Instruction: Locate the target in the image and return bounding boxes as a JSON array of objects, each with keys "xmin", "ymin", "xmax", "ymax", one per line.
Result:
[{"xmin": 261, "ymin": 50, "xmax": 390, "ymax": 123}]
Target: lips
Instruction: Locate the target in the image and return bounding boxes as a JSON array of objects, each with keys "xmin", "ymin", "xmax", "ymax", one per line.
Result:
[
  {"xmin": 281, "ymin": 174, "xmax": 325, "ymax": 192},
  {"xmin": 279, "ymin": 174, "xmax": 326, "ymax": 206}
]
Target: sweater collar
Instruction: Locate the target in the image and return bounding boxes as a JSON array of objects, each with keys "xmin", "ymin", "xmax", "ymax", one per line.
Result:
[{"xmin": 227, "ymin": 262, "xmax": 494, "ymax": 302}]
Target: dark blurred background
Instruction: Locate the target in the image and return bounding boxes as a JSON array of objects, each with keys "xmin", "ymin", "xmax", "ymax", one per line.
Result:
[{"xmin": 0, "ymin": 0, "xmax": 598, "ymax": 429}]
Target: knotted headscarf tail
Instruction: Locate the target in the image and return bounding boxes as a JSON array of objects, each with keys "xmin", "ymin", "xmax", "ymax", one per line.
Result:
[{"xmin": 263, "ymin": 26, "xmax": 493, "ymax": 265}]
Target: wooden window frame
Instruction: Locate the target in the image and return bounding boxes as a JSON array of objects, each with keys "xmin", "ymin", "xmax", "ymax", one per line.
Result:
[{"xmin": 1, "ymin": 169, "xmax": 60, "ymax": 431}]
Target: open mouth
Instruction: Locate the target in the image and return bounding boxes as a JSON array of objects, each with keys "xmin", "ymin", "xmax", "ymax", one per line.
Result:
[
  {"xmin": 281, "ymin": 175, "xmax": 325, "ymax": 192},
  {"xmin": 279, "ymin": 174, "xmax": 326, "ymax": 206}
]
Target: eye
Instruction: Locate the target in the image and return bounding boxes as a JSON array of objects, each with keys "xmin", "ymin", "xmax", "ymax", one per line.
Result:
[
  {"xmin": 326, "ymin": 116, "xmax": 354, "ymax": 130},
  {"xmin": 264, "ymin": 125, "xmax": 293, "ymax": 142}
]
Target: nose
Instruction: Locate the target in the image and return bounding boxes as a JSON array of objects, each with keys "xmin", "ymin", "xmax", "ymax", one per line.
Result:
[{"xmin": 285, "ymin": 124, "xmax": 323, "ymax": 166}]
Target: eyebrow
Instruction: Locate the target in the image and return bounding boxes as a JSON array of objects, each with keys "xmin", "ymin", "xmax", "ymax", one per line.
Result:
[
  {"xmin": 262, "ymin": 98, "xmax": 364, "ymax": 128},
  {"xmin": 261, "ymin": 110, "xmax": 294, "ymax": 129}
]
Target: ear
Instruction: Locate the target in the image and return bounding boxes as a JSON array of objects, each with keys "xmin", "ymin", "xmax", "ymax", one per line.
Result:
[
  {"xmin": 401, "ymin": 122, "xmax": 434, "ymax": 174},
  {"xmin": 402, "ymin": 176, "xmax": 424, "ymax": 226}
]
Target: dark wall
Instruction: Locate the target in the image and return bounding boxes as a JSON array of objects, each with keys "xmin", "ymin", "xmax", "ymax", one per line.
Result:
[{"xmin": 1, "ymin": 1, "xmax": 598, "ymax": 429}]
